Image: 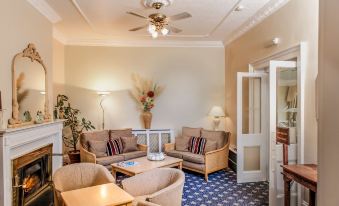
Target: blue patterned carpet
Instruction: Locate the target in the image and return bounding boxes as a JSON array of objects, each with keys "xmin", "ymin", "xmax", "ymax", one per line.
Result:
[
  {"xmin": 182, "ymin": 169, "xmax": 268, "ymax": 206},
  {"xmin": 117, "ymin": 169, "xmax": 268, "ymax": 206}
]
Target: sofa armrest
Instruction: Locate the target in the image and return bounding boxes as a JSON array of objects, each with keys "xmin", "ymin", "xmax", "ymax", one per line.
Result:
[
  {"xmin": 164, "ymin": 143, "xmax": 175, "ymax": 152},
  {"xmin": 205, "ymin": 138, "xmax": 230, "ymax": 172},
  {"xmin": 80, "ymin": 145, "xmax": 96, "ymax": 163},
  {"xmin": 137, "ymin": 144, "xmax": 147, "ymax": 152}
]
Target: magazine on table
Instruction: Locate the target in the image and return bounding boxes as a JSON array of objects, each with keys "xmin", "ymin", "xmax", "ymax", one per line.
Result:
[{"xmin": 117, "ymin": 161, "xmax": 139, "ymax": 167}]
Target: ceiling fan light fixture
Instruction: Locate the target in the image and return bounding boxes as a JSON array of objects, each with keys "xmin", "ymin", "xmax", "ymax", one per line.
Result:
[
  {"xmin": 161, "ymin": 27, "xmax": 169, "ymax": 35},
  {"xmin": 148, "ymin": 24, "xmax": 156, "ymax": 33},
  {"xmin": 143, "ymin": 0, "xmax": 173, "ymax": 9},
  {"xmin": 151, "ymin": 31, "xmax": 159, "ymax": 38}
]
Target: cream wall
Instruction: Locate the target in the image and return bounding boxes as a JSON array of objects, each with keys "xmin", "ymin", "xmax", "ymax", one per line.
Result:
[
  {"xmin": 0, "ymin": 0, "xmax": 53, "ymax": 125},
  {"xmin": 225, "ymin": 0, "xmax": 319, "ymax": 163},
  {"xmin": 318, "ymin": 0, "xmax": 339, "ymax": 205},
  {"xmin": 53, "ymin": 39, "xmax": 66, "ymax": 100},
  {"xmin": 62, "ymin": 46, "xmax": 225, "ymax": 135}
]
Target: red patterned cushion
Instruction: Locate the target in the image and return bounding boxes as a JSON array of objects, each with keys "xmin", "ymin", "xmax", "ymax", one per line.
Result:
[
  {"xmin": 188, "ymin": 137, "xmax": 207, "ymax": 155},
  {"xmin": 106, "ymin": 138, "xmax": 123, "ymax": 156}
]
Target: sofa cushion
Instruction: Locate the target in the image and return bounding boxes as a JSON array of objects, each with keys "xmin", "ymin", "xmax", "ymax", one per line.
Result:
[
  {"xmin": 175, "ymin": 136, "xmax": 190, "ymax": 151},
  {"xmin": 121, "ymin": 136, "xmax": 138, "ymax": 153},
  {"xmin": 182, "ymin": 161, "xmax": 205, "ymax": 172},
  {"xmin": 204, "ymin": 140, "xmax": 218, "ymax": 153},
  {"xmin": 166, "ymin": 150, "xmax": 189, "ymax": 159},
  {"xmin": 110, "ymin": 128, "xmax": 133, "ymax": 139},
  {"xmin": 201, "ymin": 130, "xmax": 229, "ymax": 149},
  {"xmin": 80, "ymin": 130, "xmax": 109, "ymax": 150},
  {"xmin": 107, "ymin": 138, "xmax": 124, "ymax": 156},
  {"xmin": 121, "ymin": 151, "xmax": 147, "ymax": 160},
  {"xmin": 188, "ymin": 137, "xmax": 207, "ymax": 155},
  {"xmin": 96, "ymin": 155, "xmax": 124, "ymax": 166},
  {"xmin": 182, "ymin": 153, "xmax": 205, "ymax": 164},
  {"xmin": 182, "ymin": 127, "xmax": 202, "ymax": 138},
  {"xmin": 88, "ymin": 140, "xmax": 107, "ymax": 157}
]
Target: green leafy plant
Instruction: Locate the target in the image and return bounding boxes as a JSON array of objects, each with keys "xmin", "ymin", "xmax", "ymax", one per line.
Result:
[{"xmin": 54, "ymin": 94, "xmax": 95, "ymax": 152}]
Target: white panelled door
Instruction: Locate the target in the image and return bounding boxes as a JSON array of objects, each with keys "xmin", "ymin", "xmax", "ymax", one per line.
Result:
[
  {"xmin": 237, "ymin": 72, "xmax": 268, "ymax": 183},
  {"xmin": 268, "ymin": 61, "xmax": 298, "ymax": 206}
]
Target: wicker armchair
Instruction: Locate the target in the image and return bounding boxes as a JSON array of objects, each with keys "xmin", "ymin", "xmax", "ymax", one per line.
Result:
[
  {"xmin": 53, "ymin": 163, "xmax": 115, "ymax": 206},
  {"xmin": 164, "ymin": 127, "xmax": 230, "ymax": 181}
]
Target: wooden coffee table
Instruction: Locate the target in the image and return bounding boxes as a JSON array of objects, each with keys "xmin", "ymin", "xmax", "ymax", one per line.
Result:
[
  {"xmin": 111, "ymin": 156, "xmax": 183, "ymax": 180},
  {"xmin": 61, "ymin": 183, "xmax": 134, "ymax": 206}
]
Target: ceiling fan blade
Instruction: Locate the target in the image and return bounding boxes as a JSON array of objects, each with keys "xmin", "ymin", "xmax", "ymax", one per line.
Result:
[
  {"xmin": 126, "ymin": 11, "xmax": 147, "ymax": 19},
  {"xmin": 169, "ymin": 26, "xmax": 182, "ymax": 33},
  {"xmin": 129, "ymin": 25, "xmax": 148, "ymax": 31},
  {"xmin": 169, "ymin": 12, "xmax": 192, "ymax": 21}
]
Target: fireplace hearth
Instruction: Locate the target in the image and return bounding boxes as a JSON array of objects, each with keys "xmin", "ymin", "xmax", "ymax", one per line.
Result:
[{"xmin": 12, "ymin": 144, "xmax": 53, "ymax": 206}]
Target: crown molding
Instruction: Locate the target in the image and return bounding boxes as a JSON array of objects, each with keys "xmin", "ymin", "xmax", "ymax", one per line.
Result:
[
  {"xmin": 59, "ymin": 38, "xmax": 225, "ymax": 48},
  {"xmin": 27, "ymin": 0, "xmax": 62, "ymax": 23},
  {"xmin": 224, "ymin": 0, "xmax": 290, "ymax": 45},
  {"xmin": 53, "ymin": 28, "xmax": 67, "ymax": 44}
]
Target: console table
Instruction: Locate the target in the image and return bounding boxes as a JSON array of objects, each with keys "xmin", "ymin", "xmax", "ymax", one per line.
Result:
[{"xmin": 282, "ymin": 164, "xmax": 317, "ymax": 206}]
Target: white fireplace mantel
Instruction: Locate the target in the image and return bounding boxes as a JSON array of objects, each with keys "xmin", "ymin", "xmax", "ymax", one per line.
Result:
[{"xmin": 0, "ymin": 120, "xmax": 64, "ymax": 206}]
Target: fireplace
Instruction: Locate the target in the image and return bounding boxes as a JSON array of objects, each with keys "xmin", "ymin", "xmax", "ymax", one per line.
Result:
[{"xmin": 12, "ymin": 144, "xmax": 54, "ymax": 206}]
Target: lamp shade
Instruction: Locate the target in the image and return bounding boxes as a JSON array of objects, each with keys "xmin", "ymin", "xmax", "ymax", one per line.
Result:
[{"xmin": 209, "ymin": 106, "xmax": 225, "ymax": 117}]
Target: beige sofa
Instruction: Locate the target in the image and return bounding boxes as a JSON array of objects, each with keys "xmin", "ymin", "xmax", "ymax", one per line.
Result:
[
  {"xmin": 122, "ymin": 168, "xmax": 185, "ymax": 206},
  {"xmin": 164, "ymin": 127, "xmax": 230, "ymax": 181},
  {"xmin": 53, "ymin": 163, "xmax": 115, "ymax": 206},
  {"xmin": 80, "ymin": 129, "xmax": 147, "ymax": 170}
]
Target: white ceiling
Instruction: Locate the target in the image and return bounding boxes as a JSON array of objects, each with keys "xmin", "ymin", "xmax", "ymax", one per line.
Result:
[{"xmin": 29, "ymin": 0, "xmax": 290, "ymax": 47}]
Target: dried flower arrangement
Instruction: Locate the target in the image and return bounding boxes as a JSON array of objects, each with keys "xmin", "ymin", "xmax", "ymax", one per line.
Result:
[{"xmin": 131, "ymin": 74, "xmax": 164, "ymax": 112}]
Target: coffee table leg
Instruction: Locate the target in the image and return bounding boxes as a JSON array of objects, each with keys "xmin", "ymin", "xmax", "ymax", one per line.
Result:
[
  {"xmin": 112, "ymin": 168, "xmax": 117, "ymax": 183},
  {"xmin": 178, "ymin": 162, "xmax": 182, "ymax": 170}
]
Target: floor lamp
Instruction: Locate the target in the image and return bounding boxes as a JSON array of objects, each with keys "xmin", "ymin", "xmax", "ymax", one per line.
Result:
[{"xmin": 97, "ymin": 91, "xmax": 111, "ymax": 130}]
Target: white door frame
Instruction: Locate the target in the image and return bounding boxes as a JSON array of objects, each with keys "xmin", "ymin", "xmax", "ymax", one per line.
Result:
[
  {"xmin": 237, "ymin": 72, "xmax": 268, "ymax": 183},
  {"xmin": 249, "ymin": 43, "xmax": 306, "ymax": 205}
]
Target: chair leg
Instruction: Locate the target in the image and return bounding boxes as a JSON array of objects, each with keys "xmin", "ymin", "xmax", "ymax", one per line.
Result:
[{"xmin": 205, "ymin": 173, "xmax": 209, "ymax": 182}]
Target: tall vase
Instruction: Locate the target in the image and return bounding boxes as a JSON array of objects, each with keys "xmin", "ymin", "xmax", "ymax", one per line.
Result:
[{"xmin": 142, "ymin": 111, "xmax": 152, "ymax": 129}]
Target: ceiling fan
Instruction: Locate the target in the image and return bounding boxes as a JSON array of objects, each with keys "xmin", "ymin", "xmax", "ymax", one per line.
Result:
[{"xmin": 127, "ymin": 0, "xmax": 192, "ymax": 38}]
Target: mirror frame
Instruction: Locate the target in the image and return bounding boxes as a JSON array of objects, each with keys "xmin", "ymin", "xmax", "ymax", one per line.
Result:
[{"xmin": 8, "ymin": 43, "xmax": 51, "ymax": 128}]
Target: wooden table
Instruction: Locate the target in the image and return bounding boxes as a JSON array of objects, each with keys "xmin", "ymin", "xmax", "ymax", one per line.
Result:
[
  {"xmin": 61, "ymin": 183, "xmax": 134, "ymax": 206},
  {"xmin": 111, "ymin": 156, "xmax": 183, "ymax": 180},
  {"xmin": 282, "ymin": 164, "xmax": 317, "ymax": 206}
]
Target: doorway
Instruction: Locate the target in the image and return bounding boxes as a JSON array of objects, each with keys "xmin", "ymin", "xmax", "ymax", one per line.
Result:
[{"xmin": 237, "ymin": 43, "xmax": 306, "ymax": 206}]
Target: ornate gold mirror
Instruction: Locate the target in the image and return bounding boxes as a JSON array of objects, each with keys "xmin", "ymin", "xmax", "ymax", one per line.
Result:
[{"xmin": 8, "ymin": 44, "xmax": 51, "ymax": 128}]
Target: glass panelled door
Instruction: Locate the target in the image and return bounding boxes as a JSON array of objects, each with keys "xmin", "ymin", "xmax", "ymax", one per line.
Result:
[{"xmin": 237, "ymin": 72, "xmax": 268, "ymax": 183}]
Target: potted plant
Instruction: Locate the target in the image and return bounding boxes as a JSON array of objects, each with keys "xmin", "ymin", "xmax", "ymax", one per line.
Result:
[
  {"xmin": 54, "ymin": 94, "xmax": 95, "ymax": 163},
  {"xmin": 131, "ymin": 74, "xmax": 163, "ymax": 129}
]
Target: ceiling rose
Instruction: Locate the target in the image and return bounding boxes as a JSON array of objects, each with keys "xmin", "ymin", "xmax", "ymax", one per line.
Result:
[{"xmin": 143, "ymin": 0, "xmax": 174, "ymax": 9}]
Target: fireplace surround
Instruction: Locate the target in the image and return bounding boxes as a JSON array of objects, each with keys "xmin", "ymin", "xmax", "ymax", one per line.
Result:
[{"xmin": 0, "ymin": 121, "xmax": 63, "ymax": 206}]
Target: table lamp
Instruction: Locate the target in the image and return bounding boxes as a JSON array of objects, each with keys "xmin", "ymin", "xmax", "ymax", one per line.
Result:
[{"xmin": 208, "ymin": 106, "xmax": 225, "ymax": 131}]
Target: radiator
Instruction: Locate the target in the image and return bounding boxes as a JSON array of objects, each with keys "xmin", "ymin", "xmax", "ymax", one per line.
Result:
[{"xmin": 132, "ymin": 129, "xmax": 174, "ymax": 153}]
